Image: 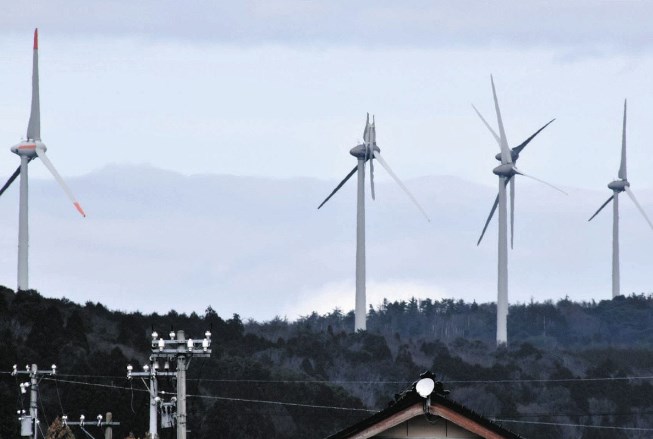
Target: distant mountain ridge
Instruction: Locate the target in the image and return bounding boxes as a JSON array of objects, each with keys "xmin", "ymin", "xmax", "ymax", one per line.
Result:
[{"xmin": 0, "ymin": 164, "xmax": 649, "ymax": 321}]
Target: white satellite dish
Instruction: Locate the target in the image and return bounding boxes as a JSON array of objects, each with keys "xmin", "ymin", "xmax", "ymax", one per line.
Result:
[{"xmin": 415, "ymin": 377, "xmax": 435, "ymax": 398}]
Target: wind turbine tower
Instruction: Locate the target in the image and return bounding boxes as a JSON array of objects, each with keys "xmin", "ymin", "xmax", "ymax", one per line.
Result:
[
  {"xmin": 474, "ymin": 76, "xmax": 563, "ymax": 345},
  {"xmin": 588, "ymin": 100, "xmax": 653, "ymax": 297},
  {"xmin": 2, "ymin": 29, "xmax": 86, "ymax": 291},
  {"xmin": 318, "ymin": 114, "xmax": 429, "ymax": 331}
]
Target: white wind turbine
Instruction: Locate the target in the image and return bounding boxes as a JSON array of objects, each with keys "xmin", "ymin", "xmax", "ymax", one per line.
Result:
[
  {"xmin": 1, "ymin": 29, "xmax": 86, "ymax": 291},
  {"xmin": 474, "ymin": 76, "xmax": 564, "ymax": 345},
  {"xmin": 473, "ymin": 109, "xmax": 555, "ymax": 248},
  {"xmin": 318, "ymin": 114, "xmax": 430, "ymax": 331},
  {"xmin": 588, "ymin": 100, "xmax": 653, "ymax": 298}
]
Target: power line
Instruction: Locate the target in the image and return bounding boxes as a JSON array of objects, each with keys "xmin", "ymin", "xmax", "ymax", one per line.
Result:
[
  {"xmin": 53, "ymin": 377, "xmax": 65, "ymax": 415},
  {"xmin": 78, "ymin": 425, "xmax": 96, "ymax": 439},
  {"xmin": 57, "ymin": 373, "xmax": 132, "ymax": 379},
  {"xmin": 495, "ymin": 418, "xmax": 653, "ymax": 432},
  {"xmin": 446, "ymin": 376, "xmax": 653, "ymax": 384},
  {"xmin": 14, "ymin": 373, "xmax": 653, "ymax": 385},
  {"xmin": 37, "ymin": 386, "xmax": 49, "ymax": 429},
  {"xmin": 27, "ymin": 375, "xmax": 653, "ymax": 431},
  {"xmin": 44, "ymin": 376, "xmax": 375, "ymax": 413},
  {"xmin": 37, "ymin": 421, "xmax": 46, "ymax": 439},
  {"xmin": 186, "ymin": 393, "xmax": 377, "ymax": 412},
  {"xmin": 42, "ymin": 377, "xmax": 149, "ymax": 393},
  {"xmin": 182, "ymin": 375, "xmax": 653, "ymax": 384},
  {"xmin": 505, "ymin": 410, "xmax": 653, "ymax": 418}
]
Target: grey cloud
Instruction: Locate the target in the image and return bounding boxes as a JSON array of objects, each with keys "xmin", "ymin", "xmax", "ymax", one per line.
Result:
[{"xmin": 2, "ymin": 1, "xmax": 653, "ymax": 53}]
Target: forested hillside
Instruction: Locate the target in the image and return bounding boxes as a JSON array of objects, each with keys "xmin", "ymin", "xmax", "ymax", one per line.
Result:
[{"xmin": 2, "ymin": 287, "xmax": 653, "ymax": 439}]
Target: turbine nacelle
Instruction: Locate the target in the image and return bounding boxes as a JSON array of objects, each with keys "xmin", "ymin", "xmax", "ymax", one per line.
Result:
[
  {"xmin": 494, "ymin": 150, "xmax": 519, "ymax": 162},
  {"xmin": 11, "ymin": 141, "xmax": 45, "ymax": 159},
  {"xmin": 608, "ymin": 179, "xmax": 630, "ymax": 192},
  {"xmin": 349, "ymin": 143, "xmax": 380, "ymax": 160},
  {"xmin": 492, "ymin": 163, "xmax": 517, "ymax": 178}
]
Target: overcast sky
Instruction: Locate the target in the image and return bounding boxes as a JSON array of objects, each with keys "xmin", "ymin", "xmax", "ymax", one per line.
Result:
[
  {"xmin": 1, "ymin": 2, "xmax": 653, "ymax": 188},
  {"xmin": 0, "ymin": 2, "xmax": 652, "ymax": 318}
]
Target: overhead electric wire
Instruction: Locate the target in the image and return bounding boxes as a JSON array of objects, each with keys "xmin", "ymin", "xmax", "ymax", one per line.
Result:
[
  {"xmin": 37, "ymin": 421, "xmax": 47, "ymax": 439},
  {"xmin": 79, "ymin": 425, "xmax": 97, "ymax": 439},
  {"xmin": 181, "ymin": 375, "xmax": 653, "ymax": 384},
  {"xmin": 446, "ymin": 376, "xmax": 653, "ymax": 384},
  {"xmin": 130, "ymin": 380, "xmax": 136, "ymax": 414},
  {"xmin": 194, "ymin": 358, "xmax": 207, "ymax": 432},
  {"xmin": 53, "ymin": 376, "xmax": 65, "ymax": 416},
  {"xmin": 502, "ymin": 410, "xmax": 653, "ymax": 418},
  {"xmin": 17, "ymin": 372, "xmax": 653, "ymax": 385},
  {"xmin": 39, "ymin": 378, "xmax": 646, "ymax": 421},
  {"xmin": 38, "ymin": 385, "xmax": 50, "ymax": 428},
  {"xmin": 56, "ymin": 373, "xmax": 131, "ymax": 379},
  {"xmin": 28, "ymin": 376, "xmax": 653, "ymax": 432},
  {"xmin": 44, "ymin": 377, "xmax": 374, "ymax": 413},
  {"xmin": 494, "ymin": 418, "xmax": 653, "ymax": 432},
  {"xmin": 186, "ymin": 392, "xmax": 377, "ymax": 412},
  {"xmin": 41, "ymin": 377, "xmax": 148, "ymax": 394}
]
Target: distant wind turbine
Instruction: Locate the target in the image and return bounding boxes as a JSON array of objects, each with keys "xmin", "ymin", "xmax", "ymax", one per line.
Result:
[
  {"xmin": 1, "ymin": 29, "xmax": 86, "ymax": 291},
  {"xmin": 473, "ymin": 108, "xmax": 555, "ymax": 248},
  {"xmin": 588, "ymin": 100, "xmax": 653, "ymax": 298},
  {"xmin": 474, "ymin": 76, "xmax": 564, "ymax": 345},
  {"xmin": 317, "ymin": 114, "xmax": 430, "ymax": 332}
]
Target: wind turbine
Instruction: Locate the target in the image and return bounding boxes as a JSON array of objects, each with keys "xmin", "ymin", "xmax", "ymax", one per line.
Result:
[
  {"xmin": 474, "ymin": 76, "xmax": 564, "ymax": 345},
  {"xmin": 473, "ymin": 107, "xmax": 555, "ymax": 248},
  {"xmin": 588, "ymin": 100, "xmax": 653, "ymax": 298},
  {"xmin": 317, "ymin": 114, "xmax": 430, "ymax": 331},
  {"xmin": 2, "ymin": 29, "xmax": 86, "ymax": 291}
]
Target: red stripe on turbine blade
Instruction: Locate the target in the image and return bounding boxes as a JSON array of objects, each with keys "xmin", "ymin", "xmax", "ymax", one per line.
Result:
[
  {"xmin": 74, "ymin": 202, "xmax": 86, "ymax": 217},
  {"xmin": 34, "ymin": 29, "xmax": 38, "ymax": 50}
]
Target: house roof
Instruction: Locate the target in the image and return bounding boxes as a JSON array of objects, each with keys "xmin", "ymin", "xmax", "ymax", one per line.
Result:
[{"xmin": 325, "ymin": 372, "xmax": 525, "ymax": 439}]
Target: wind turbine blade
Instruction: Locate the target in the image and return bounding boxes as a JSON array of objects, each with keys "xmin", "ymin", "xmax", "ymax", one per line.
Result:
[
  {"xmin": 513, "ymin": 166, "xmax": 567, "ymax": 195},
  {"xmin": 588, "ymin": 195, "xmax": 614, "ymax": 222},
  {"xmin": 317, "ymin": 165, "xmax": 358, "ymax": 209},
  {"xmin": 35, "ymin": 148, "xmax": 86, "ymax": 217},
  {"xmin": 0, "ymin": 166, "xmax": 22, "ymax": 197},
  {"xmin": 472, "ymin": 104, "xmax": 501, "ymax": 147},
  {"xmin": 490, "ymin": 75, "xmax": 511, "ymax": 164},
  {"xmin": 369, "ymin": 156, "xmax": 376, "ymax": 200},
  {"xmin": 477, "ymin": 193, "xmax": 499, "ymax": 246},
  {"xmin": 510, "ymin": 177, "xmax": 515, "ymax": 249},
  {"xmin": 363, "ymin": 113, "xmax": 370, "ymax": 143},
  {"xmin": 618, "ymin": 99, "xmax": 627, "ymax": 180},
  {"xmin": 512, "ymin": 119, "xmax": 556, "ymax": 154},
  {"xmin": 373, "ymin": 151, "xmax": 430, "ymax": 222},
  {"xmin": 625, "ymin": 186, "xmax": 653, "ymax": 231},
  {"xmin": 369, "ymin": 116, "xmax": 376, "ymax": 200},
  {"xmin": 26, "ymin": 29, "xmax": 41, "ymax": 141}
]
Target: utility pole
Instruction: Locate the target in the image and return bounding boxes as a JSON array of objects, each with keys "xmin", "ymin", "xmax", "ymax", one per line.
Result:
[
  {"xmin": 151, "ymin": 329, "xmax": 212, "ymax": 439},
  {"xmin": 127, "ymin": 353, "xmax": 174, "ymax": 438},
  {"xmin": 12, "ymin": 363, "xmax": 56, "ymax": 439}
]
